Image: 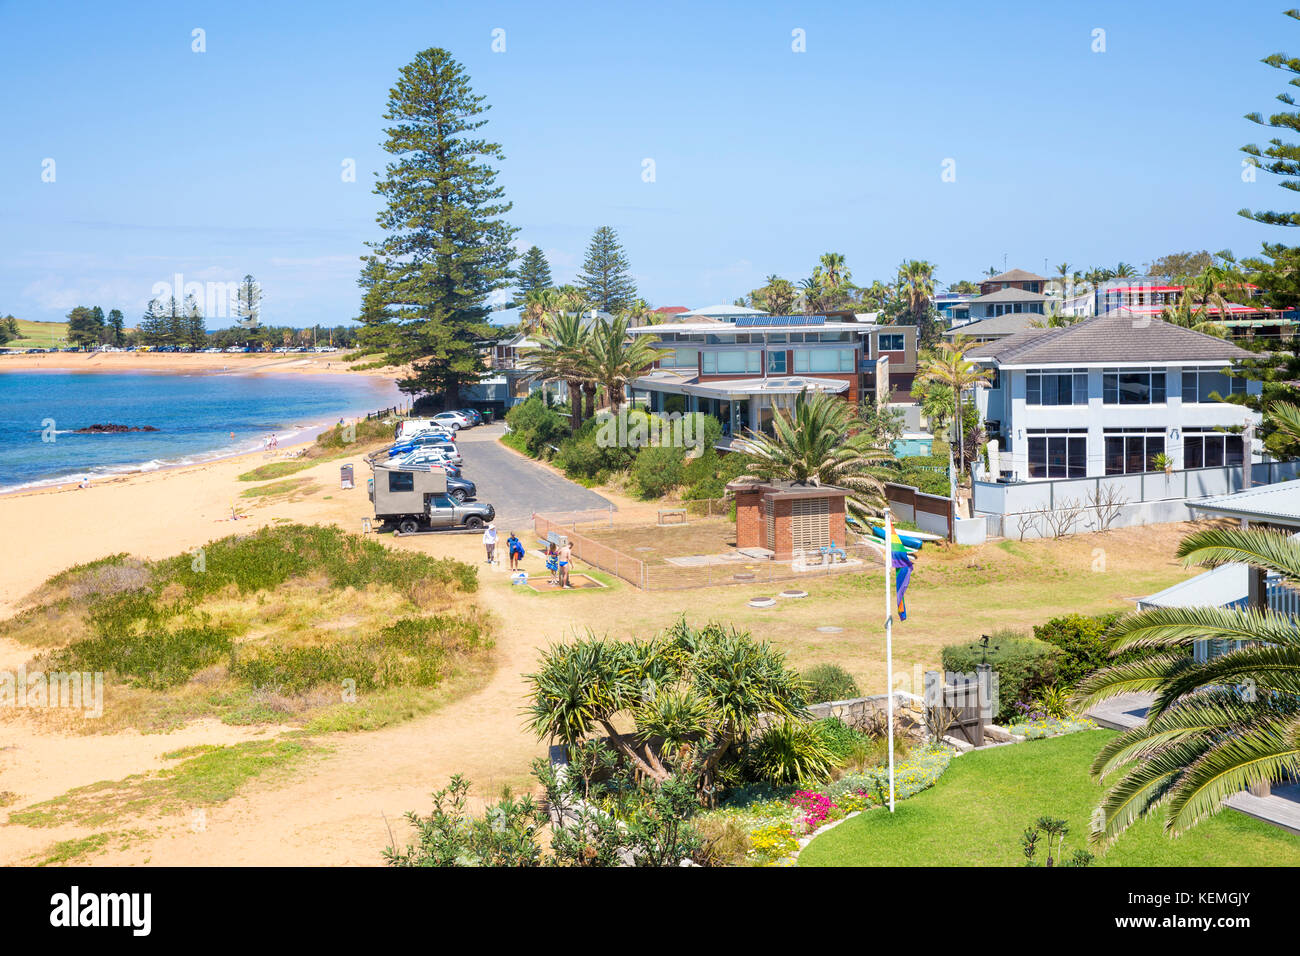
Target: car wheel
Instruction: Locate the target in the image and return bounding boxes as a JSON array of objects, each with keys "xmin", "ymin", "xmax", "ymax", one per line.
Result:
[
  {"xmin": 451, "ymin": 489, "xmax": 467, "ymax": 503},
  {"xmin": 465, "ymin": 516, "xmax": 484, "ymax": 530},
  {"xmin": 398, "ymin": 518, "xmax": 420, "ymax": 535}
]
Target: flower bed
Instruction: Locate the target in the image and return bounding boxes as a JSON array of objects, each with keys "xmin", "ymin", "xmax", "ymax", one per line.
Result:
[
  {"xmin": 1005, "ymin": 716, "xmax": 1097, "ymax": 740},
  {"xmin": 699, "ymin": 745, "xmax": 954, "ymax": 865}
]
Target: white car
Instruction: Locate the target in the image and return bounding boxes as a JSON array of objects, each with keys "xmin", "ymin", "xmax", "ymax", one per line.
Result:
[
  {"xmin": 432, "ymin": 411, "xmax": 471, "ymax": 430},
  {"xmin": 400, "ymin": 446, "xmax": 462, "ymax": 467}
]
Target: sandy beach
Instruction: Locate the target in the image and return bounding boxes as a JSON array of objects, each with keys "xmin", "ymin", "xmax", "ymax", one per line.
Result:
[{"xmin": 0, "ymin": 348, "xmax": 401, "ymax": 378}]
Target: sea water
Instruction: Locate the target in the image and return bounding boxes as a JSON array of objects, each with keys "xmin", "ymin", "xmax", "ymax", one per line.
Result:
[{"xmin": 0, "ymin": 370, "xmax": 402, "ymax": 491}]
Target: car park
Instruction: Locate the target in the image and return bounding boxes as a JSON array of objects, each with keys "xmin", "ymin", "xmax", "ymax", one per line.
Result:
[{"xmin": 432, "ymin": 411, "xmax": 472, "ymax": 430}]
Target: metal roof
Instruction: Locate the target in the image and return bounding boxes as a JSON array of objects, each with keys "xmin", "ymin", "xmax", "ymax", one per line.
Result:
[
  {"xmin": 1137, "ymin": 564, "xmax": 1250, "ymax": 610},
  {"xmin": 1187, "ymin": 478, "xmax": 1300, "ymax": 527},
  {"xmin": 677, "ymin": 304, "xmax": 769, "ymax": 318}
]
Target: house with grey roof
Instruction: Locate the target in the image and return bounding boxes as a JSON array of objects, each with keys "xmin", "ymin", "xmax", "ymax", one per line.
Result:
[
  {"xmin": 968, "ymin": 313, "xmax": 1260, "ymax": 482},
  {"xmin": 943, "ymin": 311, "xmax": 1042, "ymax": 342}
]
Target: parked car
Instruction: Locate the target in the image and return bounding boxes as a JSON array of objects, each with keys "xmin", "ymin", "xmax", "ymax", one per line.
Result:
[
  {"xmin": 399, "ymin": 445, "xmax": 462, "ymax": 467},
  {"xmin": 432, "ymin": 411, "xmax": 472, "ymax": 430},
  {"xmin": 457, "ymin": 408, "xmax": 483, "ymax": 426},
  {"xmin": 394, "ymin": 418, "xmax": 461, "ymax": 442}
]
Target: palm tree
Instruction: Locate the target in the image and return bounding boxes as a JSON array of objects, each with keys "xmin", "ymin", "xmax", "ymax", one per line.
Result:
[
  {"xmin": 1054, "ymin": 261, "xmax": 1073, "ymax": 312},
  {"xmin": 799, "ymin": 270, "xmax": 827, "ymax": 313},
  {"xmin": 765, "ymin": 277, "xmax": 796, "ymax": 315},
  {"xmin": 732, "ymin": 390, "xmax": 895, "ymax": 520},
  {"xmin": 897, "ymin": 260, "xmax": 937, "ymax": 345},
  {"xmin": 914, "ymin": 338, "xmax": 992, "ymax": 479},
  {"xmin": 1160, "ymin": 290, "xmax": 1229, "ymax": 337},
  {"xmin": 1077, "ymin": 524, "xmax": 1300, "ymax": 842},
  {"xmin": 524, "ymin": 311, "xmax": 593, "ymax": 433},
  {"xmin": 520, "ymin": 287, "xmax": 562, "ymax": 333},
  {"xmin": 1114, "ymin": 262, "xmax": 1138, "ymax": 278},
  {"xmin": 586, "ymin": 315, "xmax": 664, "ymax": 414}
]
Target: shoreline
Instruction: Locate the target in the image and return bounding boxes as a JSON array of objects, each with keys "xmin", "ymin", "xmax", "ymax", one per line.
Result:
[
  {"xmin": 0, "ymin": 367, "xmax": 408, "ymax": 497},
  {"xmin": 0, "ymin": 349, "xmax": 403, "ymax": 378}
]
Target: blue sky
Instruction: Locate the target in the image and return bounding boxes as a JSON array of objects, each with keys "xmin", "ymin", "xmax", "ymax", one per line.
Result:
[{"xmin": 1, "ymin": 0, "xmax": 1295, "ymax": 328}]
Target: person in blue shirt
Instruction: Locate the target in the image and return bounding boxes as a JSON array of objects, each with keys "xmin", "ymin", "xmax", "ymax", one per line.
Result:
[{"xmin": 506, "ymin": 531, "xmax": 525, "ymax": 571}]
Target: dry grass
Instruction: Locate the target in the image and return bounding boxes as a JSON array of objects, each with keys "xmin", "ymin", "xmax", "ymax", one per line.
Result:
[{"xmin": 582, "ymin": 518, "xmax": 739, "ymax": 565}]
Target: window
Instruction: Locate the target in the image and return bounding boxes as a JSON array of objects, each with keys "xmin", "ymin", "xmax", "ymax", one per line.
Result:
[
  {"xmin": 879, "ymin": 334, "xmax": 905, "ymax": 351},
  {"xmin": 1103, "ymin": 429, "xmax": 1166, "ymax": 474},
  {"xmin": 767, "ymin": 350, "xmax": 787, "ymax": 374},
  {"xmin": 1181, "ymin": 369, "xmax": 1246, "ymax": 403},
  {"xmin": 659, "ymin": 347, "xmax": 698, "ymax": 369},
  {"xmin": 1183, "ymin": 429, "xmax": 1244, "ymax": 469},
  {"xmin": 1026, "ymin": 429, "xmax": 1087, "ymax": 478},
  {"xmin": 1026, "ymin": 369, "xmax": 1088, "ymax": 406},
  {"xmin": 793, "ymin": 348, "xmax": 855, "ymax": 373},
  {"xmin": 988, "ymin": 368, "xmax": 1000, "ymax": 389},
  {"xmin": 1103, "ymin": 368, "xmax": 1167, "ymax": 405},
  {"xmin": 388, "ymin": 471, "xmax": 415, "ymax": 493},
  {"xmin": 702, "ymin": 350, "xmax": 760, "ymax": 375}
]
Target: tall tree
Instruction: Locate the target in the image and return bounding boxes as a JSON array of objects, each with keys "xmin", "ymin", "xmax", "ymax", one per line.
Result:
[
  {"xmin": 897, "ymin": 259, "xmax": 938, "ymax": 347},
  {"xmin": 90, "ymin": 305, "xmax": 106, "ymax": 344},
  {"xmin": 236, "ymin": 275, "xmax": 262, "ymax": 329},
  {"xmin": 354, "ymin": 48, "xmax": 518, "ymax": 407},
  {"xmin": 107, "ymin": 309, "xmax": 125, "ymax": 346},
  {"xmin": 578, "ymin": 226, "xmax": 637, "ymax": 314},
  {"xmin": 65, "ymin": 306, "xmax": 99, "ymax": 348},
  {"xmin": 184, "ymin": 295, "xmax": 207, "ymax": 347},
  {"xmin": 516, "ymin": 245, "xmax": 553, "ymax": 298}
]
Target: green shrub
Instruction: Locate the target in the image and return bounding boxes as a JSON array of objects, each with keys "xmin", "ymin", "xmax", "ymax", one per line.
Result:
[
  {"xmin": 315, "ymin": 418, "xmax": 392, "ymax": 450},
  {"xmin": 505, "ymin": 394, "xmax": 570, "ymax": 458},
  {"xmin": 744, "ymin": 720, "xmax": 839, "ymax": 787},
  {"xmin": 815, "ymin": 717, "xmax": 869, "ymax": 762},
  {"xmin": 632, "ymin": 444, "xmax": 686, "ymax": 498},
  {"xmin": 801, "ymin": 663, "xmax": 860, "ymax": 703},
  {"xmin": 940, "ymin": 633, "xmax": 1061, "ymax": 723},
  {"xmin": 1031, "ymin": 612, "xmax": 1124, "ymax": 688}
]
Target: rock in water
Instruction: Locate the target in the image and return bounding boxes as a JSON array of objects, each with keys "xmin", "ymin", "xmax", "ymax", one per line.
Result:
[{"xmin": 73, "ymin": 424, "xmax": 159, "ymax": 433}]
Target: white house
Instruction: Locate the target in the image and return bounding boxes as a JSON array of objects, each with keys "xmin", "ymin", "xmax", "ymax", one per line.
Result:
[{"xmin": 968, "ymin": 314, "xmax": 1260, "ymax": 482}]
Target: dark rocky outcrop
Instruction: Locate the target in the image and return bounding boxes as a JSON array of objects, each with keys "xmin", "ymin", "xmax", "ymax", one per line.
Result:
[{"xmin": 73, "ymin": 424, "xmax": 159, "ymax": 434}]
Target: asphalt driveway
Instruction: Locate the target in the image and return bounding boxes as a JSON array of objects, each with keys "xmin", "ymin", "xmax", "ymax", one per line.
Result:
[{"xmin": 453, "ymin": 423, "xmax": 612, "ymax": 529}]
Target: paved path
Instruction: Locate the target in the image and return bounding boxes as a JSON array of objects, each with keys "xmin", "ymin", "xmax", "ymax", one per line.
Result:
[{"xmin": 455, "ymin": 423, "xmax": 611, "ymax": 529}]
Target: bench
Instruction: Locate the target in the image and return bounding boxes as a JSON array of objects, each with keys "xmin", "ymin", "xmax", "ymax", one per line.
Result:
[{"xmin": 657, "ymin": 508, "xmax": 687, "ymax": 527}]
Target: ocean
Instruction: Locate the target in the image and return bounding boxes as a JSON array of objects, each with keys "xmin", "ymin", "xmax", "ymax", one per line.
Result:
[{"xmin": 0, "ymin": 370, "xmax": 403, "ymax": 492}]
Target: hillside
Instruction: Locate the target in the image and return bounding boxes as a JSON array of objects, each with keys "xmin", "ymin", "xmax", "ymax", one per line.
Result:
[{"xmin": 5, "ymin": 318, "xmax": 69, "ymax": 348}]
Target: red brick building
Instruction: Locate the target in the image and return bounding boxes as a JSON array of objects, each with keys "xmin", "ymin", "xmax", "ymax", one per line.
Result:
[{"xmin": 727, "ymin": 479, "xmax": 848, "ymax": 560}]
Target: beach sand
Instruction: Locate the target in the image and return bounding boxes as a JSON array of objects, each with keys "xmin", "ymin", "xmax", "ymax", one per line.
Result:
[{"xmin": 0, "ymin": 348, "xmax": 399, "ymax": 377}]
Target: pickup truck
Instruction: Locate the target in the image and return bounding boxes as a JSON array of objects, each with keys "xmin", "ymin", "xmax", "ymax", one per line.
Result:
[{"xmin": 368, "ymin": 460, "xmax": 492, "ymax": 534}]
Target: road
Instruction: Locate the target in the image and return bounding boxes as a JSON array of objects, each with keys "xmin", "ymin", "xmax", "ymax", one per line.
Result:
[{"xmin": 453, "ymin": 423, "xmax": 612, "ymax": 529}]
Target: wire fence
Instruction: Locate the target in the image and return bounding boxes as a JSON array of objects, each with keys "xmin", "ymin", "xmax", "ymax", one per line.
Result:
[{"xmin": 532, "ymin": 511, "xmax": 882, "ymax": 590}]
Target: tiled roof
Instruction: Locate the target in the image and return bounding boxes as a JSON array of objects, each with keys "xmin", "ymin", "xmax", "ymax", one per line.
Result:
[
  {"xmin": 975, "ymin": 313, "xmax": 1256, "ymax": 366},
  {"xmin": 973, "ymin": 287, "xmax": 1048, "ymax": 303},
  {"xmin": 984, "ymin": 268, "xmax": 1048, "ymax": 283},
  {"xmin": 945, "ymin": 313, "xmax": 1041, "ymax": 338},
  {"xmin": 964, "ymin": 327, "xmax": 1052, "ymax": 359}
]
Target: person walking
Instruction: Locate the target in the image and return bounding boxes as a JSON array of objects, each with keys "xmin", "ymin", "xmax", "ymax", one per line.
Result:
[
  {"xmin": 506, "ymin": 531, "xmax": 525, "ymax": 571},
  {"xmin": 483, "ymin": 522, "xmax": 498, "ymax": 564}
]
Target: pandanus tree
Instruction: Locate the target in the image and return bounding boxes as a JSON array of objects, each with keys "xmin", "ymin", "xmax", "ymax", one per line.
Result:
[
  {"xmin": 732, "ymin": 389, "xmax": 895, "ymax": 520},
  {"xmin": 524, "ymin": 620, "xmax": 809, "ymax": 797}
]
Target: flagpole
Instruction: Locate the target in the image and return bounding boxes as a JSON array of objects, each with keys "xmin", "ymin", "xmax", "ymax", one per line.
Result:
[{"xmin": 883, "ymin": 506, "xmax": 896, "ymax": 813}]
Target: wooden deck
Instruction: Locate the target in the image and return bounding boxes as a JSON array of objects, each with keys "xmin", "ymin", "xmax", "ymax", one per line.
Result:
[
  {"xmin": 1085, "ymin": 692, "xmax": 1153, "ymax": 731},
  {"xmin": 1225, "ymin": 783, "xmax": 1300, "ymax": 836}
]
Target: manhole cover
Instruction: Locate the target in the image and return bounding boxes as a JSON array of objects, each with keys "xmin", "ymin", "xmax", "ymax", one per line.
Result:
[
  {"xmin": 733, "ymin": 572, "xmax": 756, "ymax": 582},
  {"xmin": 748, "ymin": 596, "xmax": 777, "ymax": 608},
  {"xmin": 816, "ymin": 625, "xmax": 844, "ymax": 634},
  {"xmin": 779, "ymin": 589, "xmax": 808, "ymax": 599}
]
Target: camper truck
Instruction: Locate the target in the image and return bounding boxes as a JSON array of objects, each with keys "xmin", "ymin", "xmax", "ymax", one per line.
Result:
[{"xmin": 368, "ymin": 460, "xmax": 493, "ymax": 534}]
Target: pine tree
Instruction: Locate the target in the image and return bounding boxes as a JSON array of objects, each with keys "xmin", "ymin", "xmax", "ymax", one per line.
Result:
[
  {"xmin": 516, "ymin": 245, "xmax": 553, "ymax": 297},
  {"xmin": 66, "ymin": 306, "xmax": 99, "ymax": 347},
  {"xmin": 90, "ymin": 306, "xmax": 106, "ymax": 344},
  {"xmin": 139, "ymin": 299, "xmax": 166, "ymax": 345},
  {"xmin": 184, "ymin": 295, "xmax": 206, "ymax": 347},
  {"xmin": 578, "ymin": 226, "xmax": 637, "ymax": 314},
  {"xmin": 236, "ymin": 275, "xmax": 262, "ymax": 328},
  {"xmin": 107, "ymin": 309, "xmax": 125, "ymax": 346},
  {"xmin": 162, "ymin": 295, "xmax": 184, "ymax": 346},
  {"xmin": 355, "ymin": 48, "xmax": 518, "ymax": 407},
  {"xmin": 1226, "ymin": 8, "xmax": 1300, "ymax": 455}
]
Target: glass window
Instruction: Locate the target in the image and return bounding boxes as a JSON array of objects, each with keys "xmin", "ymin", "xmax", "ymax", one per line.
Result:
[
  {"xmin": 660, "ymin": 347, "xmax": 698, "ymax": 369},
  {"xmin": 702, "ymin": 350, "xmax": 760, "ymax": 375},
  {"xmin": 388, "ymin": 471, "xmax": 415, "ymax": 493},
  {"xmin": 1103, "ymin": 370, "xmax": 1167, "ymax": 404},
  {"xmin": 879, "ymin": 334, "xmax": 905, "ymax": 351},
  {"xmin": 1182, "ymin": 369, "xmax": 1246, "ymax": 403},
  {"xmin": 767, "ymin": 350, "xmax": 787, "ymax": 374},
  {"xmin": 1026, "ymin": 371, "xmax": 1087, "ymax": 405},
  {"xmin": 1104, "ymin": 431, "xmax": 1167, "ymax": 474},
  {"xmin": 1028, "ymin": 435, "xmax": 1086, "ymax": 478}
]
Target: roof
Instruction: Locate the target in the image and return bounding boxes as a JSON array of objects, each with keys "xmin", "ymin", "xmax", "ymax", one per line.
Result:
[
  {"xmin": 945, "ymin": 313, "xmax": 1041, "ymax": 338},
  {"xmin": 652, "ymin": 306, "xmax": 689, "ymax": 315},
  {"xmin": 1138, "ymin": 564, "xmax": 1250, "ymax": 610},
  {"xmin": 972, "ymin": 287, "xmax": 1048, "ymax": 304},
  {"xmin": 964, "ymin": 327, "xmax": 1052, "ymax": 359},
  {"xmin": 972, "ymin": 313, "xmax": 1256, "ymax": 367},
  {"xmin": 1187, "ymin": 479, "xmax": 1300, "ymax": 527},
  {"xmin": 678, "ymin": 304, "xmax": 769, "ymax": 318},
  {"xmin": 725, "ymin": 479, "xmax": 849, "ymax": 501},
  {"xmin": 983, "ymin": 268, "xmax": 1048, "ymax": 284},
  {"xmin": 632, "ymin": 371, "xmax": 850, "ymax": 397}
]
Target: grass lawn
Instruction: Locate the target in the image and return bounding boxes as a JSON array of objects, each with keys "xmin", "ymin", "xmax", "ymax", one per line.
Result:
[
  {"xmin": 5, "ymin": 318, "xmax": 69, "ymax": 348},
  {"xmin": 799, "ymin": 731, "xmax": 1300, "ymax": 867}
]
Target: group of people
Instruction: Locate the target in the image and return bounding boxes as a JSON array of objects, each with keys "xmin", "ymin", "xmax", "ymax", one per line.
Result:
[{"xmin": 482, "ymin": 522, "xmax": 572, "ymax": 587}]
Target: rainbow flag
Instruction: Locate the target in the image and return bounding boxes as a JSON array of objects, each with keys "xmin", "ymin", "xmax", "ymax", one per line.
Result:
[{"xmin": 888, "ymin": 527, "xmax": 914, "ymax": 621}]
